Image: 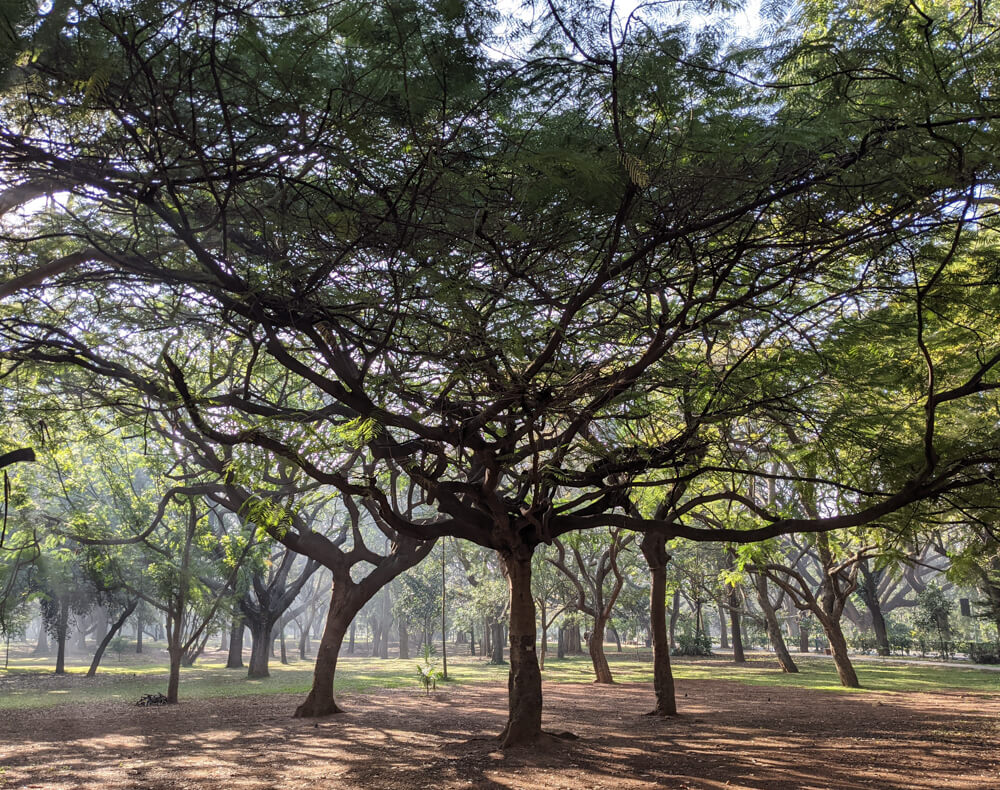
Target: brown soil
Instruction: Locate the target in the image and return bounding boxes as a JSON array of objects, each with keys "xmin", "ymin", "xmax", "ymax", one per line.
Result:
[{"xmin": 1, "ymin": 679, "xmax": 997, "ymax": 789}]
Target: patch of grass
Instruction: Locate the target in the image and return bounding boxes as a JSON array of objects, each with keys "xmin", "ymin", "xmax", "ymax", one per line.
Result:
[{"xmin": 1, "ymin": 643, "xmax": 997, "ymax": 711}]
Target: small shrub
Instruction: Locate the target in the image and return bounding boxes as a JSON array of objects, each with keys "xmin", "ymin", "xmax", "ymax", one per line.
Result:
[{"xmin": 416, "ymin": 644, "xmax": 443, "ymax": 694}]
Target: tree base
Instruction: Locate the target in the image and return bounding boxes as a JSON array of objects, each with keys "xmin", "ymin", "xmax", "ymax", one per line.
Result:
[
  {"xmin": 644, "ymin": 708, "xmax": 678, "ymax": 717},
  {"xmin": 498, "ymin": 728, "xmax": 578, "ymax": 749},
  {"xmin": 293, "ymin": 695, "xmax": 343, "ymax": 718}
]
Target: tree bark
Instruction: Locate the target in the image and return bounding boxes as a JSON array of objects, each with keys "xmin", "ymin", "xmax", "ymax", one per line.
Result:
[
  {"xmin": 348, "ymin": 620, "xmax": 355, "ymax": 654},
  {"xmin": 799, "ymin": 614, "xmax": 810, "ymax": 653},
  {"xmin": 247, "ymin": 619, "xmax": 274, "ymax": 679},
  {"xmin": 823, "ymin": 615, "xmax": 860, "ymax": 688},
  {"xmin": 294, "ymin": 594, "xmax": 353, "ymax": 718},
  {"xmin": 668, "ymin": 590, "xmax": 680, "ymax": 650},
  {"xmin": 398, "ymin": 618, "xmax": 409, "ymax": 660},
  {"xmin": 609, "ymin": 624, "xmax": 622, "ymax": 653},
  {"xmin": 753, "ymin": 573, "xmax": 797, "ymax": 673},
  {"xmin": 54, "ymin": 597, "xmax": 69, "ymax": 675},
  {"xmin": 87, "ymin": 601, "xmax": 137, "ymax": 677},
  {"xmin": 490, "ymin": 622, "xmax": 506, "ymax": 664},
  {"xmin": 859, "ymin": 562, "xmax": 891, "ymax": 657},
  {"xmin": 588, "ymin": 617, "xmax": 614, "ymax": 683},
  {"xmin": 729, "ymin": 591, "xmax": 745, "ymax": 664},
  {"xmin": 718, "ymin": 601, "xmax": 730, "ymax": 649},
  {"xmin": 226, "ymin": 618, "xmax": 245, "ymax": 668},
  {"xmin": 498, "ymin": 549, "xmax": 543, "ymax": 747},
  {"xmin": 166, "ymin": 645, "xmax": 182, "ymax": 703},
  {"xmin": 557, "ymin": 626, "xmax": 565, "ymax": 659},
  {"xmin": 135, "ymin": 614, "xmax": 143, "ymax": 654},
  {"xmin": 641, "ymin": 533, "xmax": 676, "ymax": 716}
]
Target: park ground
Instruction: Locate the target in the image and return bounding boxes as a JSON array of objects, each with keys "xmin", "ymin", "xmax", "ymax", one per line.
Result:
[{"xmin": 1, "ymin": 645, "xmax": 998, "ymax": 789}]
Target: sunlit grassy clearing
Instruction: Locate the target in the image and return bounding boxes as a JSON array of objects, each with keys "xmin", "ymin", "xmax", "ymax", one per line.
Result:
[{"xmin": 1, "ymin": 644, "xmax": 997, "ymax": 711}]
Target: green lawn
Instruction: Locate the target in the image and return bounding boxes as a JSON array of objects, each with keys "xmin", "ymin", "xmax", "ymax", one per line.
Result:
[{"xmin": 1, "ymin": 643, "xmax": 997, "ymax": 711}]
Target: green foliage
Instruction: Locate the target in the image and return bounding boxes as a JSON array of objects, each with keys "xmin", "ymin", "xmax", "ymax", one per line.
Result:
[
  {"xmin": 672, "ymin": 616, "xmax": 713, "ymax": 657},
  {"xmin": 415, "ymin": 643, "xmax": 442, "ymax": 694}
]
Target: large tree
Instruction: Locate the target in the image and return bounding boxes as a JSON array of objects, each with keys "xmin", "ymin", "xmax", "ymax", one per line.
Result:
[{"xmin": 5, "ymin": 0, "xmax": 1000, "ymax": 744}]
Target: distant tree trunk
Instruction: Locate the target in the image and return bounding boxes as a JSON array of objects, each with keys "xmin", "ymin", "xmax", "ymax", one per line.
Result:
[
  {"xmin": 32, "ymin": 622, "xmax": 49, "ymax": 656},
  {"xmin": 718, "ymin": 601, "xmax": 730, "ymax": 649},
  {"xmin": 668, "ymin": 590, "xmax": 680, "ymax": 650},
  {"xmin": 298, "ymin": 625, "xmax": 308, "ymax": 660},
  {"xmin": 279, "ymin": 622, "xmax": 289, "ymax": 665},
  {"xmin": 609, "ymin": 624, "xmax": 622, "ymax": 653},
  {"xmin": 247, "ymin": 619, "xmax": 274, "ymax": 679},
  {"xmin": 398, "ymin": 618, "xmax": 409, "ymax": 660},
  {"xmin": 859, "ymin": 561, "xmax": 891, "ymax": 657},
  {"xmin": 538, "ymin": 599, "xmax": 548, "ymax": 670},
  {"xmin": 135, "ymin": 614, "xmax": 143, "ymax": 654},
  {"xmin": 73, "ymin": 615, "xmax": 89, "ymax": 654},
  {"xmin": 557, "ymin": 626, "xmax": 565, "ymax": 659},
  {"xmin": 93, "ymin": 607, "xmax": 109, "ymax": 646},
  {"xmin": 219, "ymin": 628, "xmax": 229, "ymax": 653},
  {"xmin": 348, "ymin": 620, "xmax": 355, "ymax": 654},
  {"xmin": 226, "ymin": 618, "xmax": 245, "ymax": 669},
  {"xmin": 87, "ymin": 601, "xmax": 137, "ymax": 677},
  {"xmin": 490, "ymin": 622, "xmax": 506, "ymax": 664},
  {"xmin": 54, "ymin": 597, "xmax": 70, "ymax": 675},
  {"xmin": 469, "ymin": 625, "xmax": 476, "ymax": 656},
  {"xmin": 753, "ymin": 573, "xmax": 797, "ymax": 673},
  {"xmin": 799, "ymin": 614, "xmax": 810, "ymax": 653},
  {"xmin": 641, "ymin": 532, "xmax": 676, "ymax": 716},
  {"xmin": 729, "ymin": 589, "xmax": 745, "ymax": 664}
]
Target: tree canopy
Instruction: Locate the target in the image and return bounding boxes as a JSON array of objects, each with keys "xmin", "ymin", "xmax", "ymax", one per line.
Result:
[{"xmin": 3, "ymin": 0, "xmax": 1000, "ymax": 744}]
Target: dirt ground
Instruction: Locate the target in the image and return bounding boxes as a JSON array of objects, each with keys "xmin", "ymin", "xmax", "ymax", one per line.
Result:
[{"xmin": 1, "ymin": 676, "xmax": 998, "ymax": 790}]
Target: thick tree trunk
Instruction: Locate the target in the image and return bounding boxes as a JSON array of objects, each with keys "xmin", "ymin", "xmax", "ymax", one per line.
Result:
[
  {"xmin": 642, "ymin": 534, "xmax": 676, "ymax": 716},
  {"xmin": 166, "ymin": 646, "xmax": 182, "ymax": 703},
  {"xmin": 498, "ymin": 549, "xmax": 543, "ymax": 747},
  {"xmin": 247, "ymin": 620, "xmax": 274, "ymax": 679},
  {"xmin": 588, "ymin": 617, "xmax": 614, "ymax": 683},
  {"xmin": 860, "ymin": 570, "xmax": 891, "ymax": 657},
  {"xmin": 753, "ymin": 574, "xmax": 797, "ymax": 673},
  {"xmin": 821, "ymin": 615, "xmax": 860, "ymax": 688},
  {"xmin": 226, "ymin": 618, "xmax": 245, "ymax": 669},
  {"xmin": 87, "ymin": 601, "xmax": 137, "ymax": 677},
  {"xmin": 294, "ymin": 597, "xmax": 352, "ymax": 718}
]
